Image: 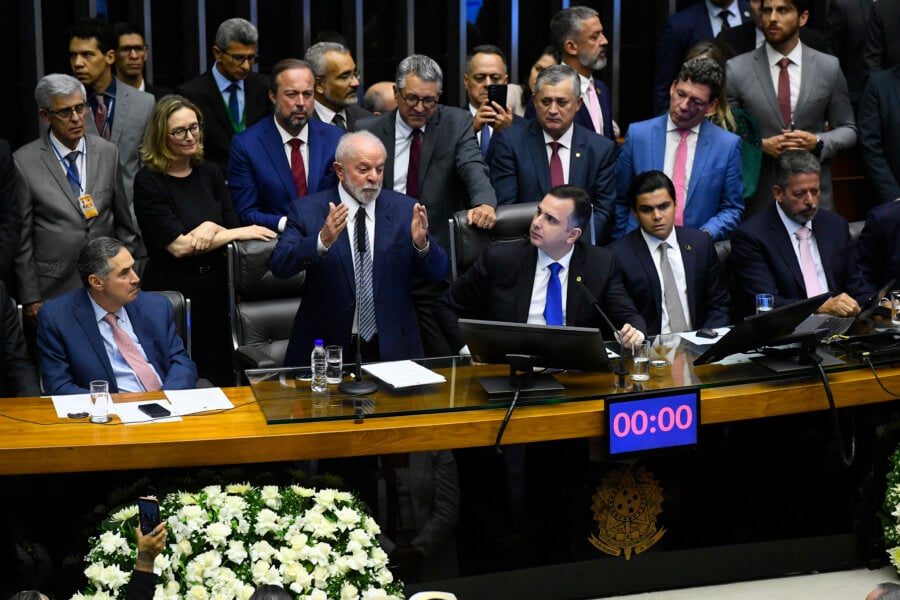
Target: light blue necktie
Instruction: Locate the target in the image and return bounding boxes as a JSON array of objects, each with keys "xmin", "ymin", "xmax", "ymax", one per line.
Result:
[{"xmin": 543, "ymin": 262, "xmax": 563, "ymax": 326}]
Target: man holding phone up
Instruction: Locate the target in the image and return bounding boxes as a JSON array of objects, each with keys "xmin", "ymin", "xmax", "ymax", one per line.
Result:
[{"xmin": 463, "ymin": 45, "xmax": 520, "ymax": 157}]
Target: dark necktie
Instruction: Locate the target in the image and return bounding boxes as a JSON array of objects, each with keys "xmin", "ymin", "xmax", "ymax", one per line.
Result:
[
  {"xmin": 102, "ymin": 313, "xmax": 162, "ymax": 392},
  {"xmin": 549, "ymin": 141, "xmax": 564, "ymax": 187},
  {"xmin": 355, "ymin": 207, "xmax": 377, "ymax": 341},
  {"xmin": 543, "ymin": 262, "xmax": 564, "ymax": 326},
  {"xmin": 332, "ymin": 113, "xmax": 347, "ymax": 130},
  {"xmin": 287, "ymin": 138, "xmax": 308, "ymax": 198},
  {"xmin": 659, "ymin": 242, "xmax": 688, "ymax": 333},
  {"xmin": 777, "ymin": 57, "xmax": 792, "ymax": 128},
  {"xmin": 65, "ymin": 151, "xmax": 81, "ymax": 197},
  {"xmin": 226, "ymin": 82, "xmax": 241, "ymax": 129},
  {"xmin": 718, "ymin": 10, "xmax": 732, "ymax": 31},
  {"xmin": 406, "ymin": 128, "xmax": 422, "ymax": 198},
  {"xmin": 480, "ymin": 125, "xmax": 491, "ymax": 157},
  {"xmin": 92, "ymin": 94, "xmax": 110, "ymax": 139}
]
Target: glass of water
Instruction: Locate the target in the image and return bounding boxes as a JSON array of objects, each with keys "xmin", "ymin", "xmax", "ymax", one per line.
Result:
[
  {"xmin": 90, "ymin": 380, "xmax": 111, "ymax": 424},
  {"xmin": 756, "ymin": 293, "xmax": 774, "ymax": 314},
  {"xmin": 325, "ymin": 345, "xmax": 343, "ymax": 384},
  {"xmin": 631, "ymin": 341, "xmax": 650, "ymax": 381}
]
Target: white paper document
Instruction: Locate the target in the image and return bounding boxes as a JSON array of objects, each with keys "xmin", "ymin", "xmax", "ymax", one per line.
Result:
[
  {"xmin": 164, "ymin": 387, "xmax": 234, "ymax": 415},
  {"xmin": 679, "ymin": 327, "xmax": 733, "ymax": 346},
  {"xmin": 117, "ymin": 400, "xmax": 182, "ymax": 425},
  {"xmin": 362, "ymin": 360, "xmax": 446, "ymax": 389},
  {"xmin": 51, "ymin": 394, "xmax": 97, "ymax": 419}
]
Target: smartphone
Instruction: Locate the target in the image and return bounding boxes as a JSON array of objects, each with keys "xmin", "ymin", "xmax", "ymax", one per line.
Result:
[
  {"xmin": 139, "ymin": 402, "xmax": 171, "ymax": 418},
  {"xmin": 138, "ymin": 496, "xmax": 160, "ymax": 535},
  {"xmin": 487, "ymin": 83, "xmax": 508, "ymax": 108}
]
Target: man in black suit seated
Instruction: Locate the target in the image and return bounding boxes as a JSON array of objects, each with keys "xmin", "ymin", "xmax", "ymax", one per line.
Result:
[
  {"xmin": 176, "ymin": 18, "xmax": 271, "ymax": 175},
  {"xmin": 434, "ymin": 184, "xmax": 645, "ymax": 353},
  {"xmin": 730, "ymin": 150, "xmax": 869, "ymax": 317},
  {"xmin": 609, "ymin": 171, "xmax": 731, "ymax": 337}
]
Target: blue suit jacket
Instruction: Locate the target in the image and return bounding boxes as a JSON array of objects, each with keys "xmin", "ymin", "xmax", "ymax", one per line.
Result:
[
  {"xmin": 608, "ymin": 226, "xmax": 731, "ymax": 336},
  {"xmin": 653, "ymin": 0, "xmax": 751, "ymax": 113},
  {"xmin": 270, "ymin": 187, "xmax": 448, "ymax": 366},
  {"xmin": 37, "ymin": 289, "xmax": 197, "ymax": 394},
  {"xmin": 613, "ymin": 115, "xmax": 744, "ymax": 242},
  {"xmin": 228, "ymin": 117, "xmax": 343, "ymax": 231},
  {"xmin": 729, "ymin": 203, "xmax": 868, "ymax": 317},
  {"xmin": 523, "ymin": 76, "xmax": 615, "ymax": 142},
  {"xmin": 489, "ymin": 119, "xmax": 618, "ymax": 244}
]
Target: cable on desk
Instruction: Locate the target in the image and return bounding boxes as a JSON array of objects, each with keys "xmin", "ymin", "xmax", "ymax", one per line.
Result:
[
  {"xmin": 815, "ymin": 362, "xmax": 856, "ymax": 467},
  {"xmin": 495, "ymin": 388, "xmax": 521, "ymax": 454},
  {"xmin": 865, "ymin": 356, "xmax": 900, "ymax": 398}
]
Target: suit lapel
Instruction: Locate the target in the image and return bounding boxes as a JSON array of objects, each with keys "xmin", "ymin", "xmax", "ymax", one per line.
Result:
[
  {"xmin": 329, "ymin": 190, "xmax": 356, "ymax": 293},
  {"xmin": 110, "ymin": 78, "xmax": 129, "ymax": 145},
  {"xmin": 306, "ymin": 121, "xmax": 332, "ymax": 193},
  {"xmin": 677, "ymin": 229, "xmax": 700, "ymax": 325},
  {"xmin": 259, "ymin": 119, "xmax": 297, "ymax": 200},
  {"xmin": 74, "ymin": 290, "xmax": 117, "ymax": 385},
  {"xmin": 418, "ymin": 108, "xmax": 439, "ymax": 183},
  {"xmin": 753, "ymin": 46, "xmax": 783, "ymax": 124},
  {"xmin": 42, "ymin": 138, "xmax": 83, "ymax": 213},
  {"xmin": 688, "ymin": 121, "xmax": 713, "ymax": 206},
  {"xmin": 372, "ymin": 194, "xmax": 397, "ymax": 297},
  {"xmin": 767, "ymin": 205, "xmax": 805, "ymax": 291},
  {"xmin": 84, "ymin": 136, "xmax": 104, "ymax": 200},
  {"xmin": 651, "ymin": 117, "xmax": 667, "ymax": 171},
  {"xmin": 379, "ymin": 112, "xmax": 397, "ymax": 189},
  {"xmin": 203, "ymin": 71, "xmax": 235, "ymax": 136},
  {"xmin": 810, "ymin": 216, "xmax": 837, "ymax": 291},
  {"xmin": 125, "ymin": 296, "xmax": 162, "ymax": 372},
  {"xmin": 795, "ymin": 46, "xmax": 815, "ymax": 120},
  {"xmin": 631, "ymin": 232, "xmax": 663, "ymax": 327},
  {"xmin": 528, "ymin": 121, "xmax": 551, "ymax": 193},
  {"xmin": 568, "ymin": 127, "xmax": 587, "ymax": 188}
]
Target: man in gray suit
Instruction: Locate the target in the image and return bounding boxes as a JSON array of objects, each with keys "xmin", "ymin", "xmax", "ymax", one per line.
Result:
[
  {"xmin": 355, "ymin": 54, "xmax": 497, "ymax": 356},
  {"xmin": 13, "ymin": 74, "xmax": 141, "ymax": 322},
  {"xmin": 726, "ymin": 0, "xmax": 856, "ymax": 215},
  {"xmin": 67, "ymin": 17, "xmax": 154, "ymax": 204},
  {"xmin": 305, "ymin": 42, "xmax": 372, "ymax": 130}
]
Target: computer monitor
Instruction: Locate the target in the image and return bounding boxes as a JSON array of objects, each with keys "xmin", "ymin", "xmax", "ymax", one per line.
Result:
[{"xmin": 693, "ymin": 292, "xmax": 831, "ymax": 366}]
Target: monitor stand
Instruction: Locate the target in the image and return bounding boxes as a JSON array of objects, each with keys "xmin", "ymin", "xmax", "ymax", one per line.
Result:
[
  {"xmin": 752, "ymin": 337, "xmax": 844, "ymax": 373},
  {"xmin": 477, "ymin": 353, "xmax": 566, "ymax": 397}
]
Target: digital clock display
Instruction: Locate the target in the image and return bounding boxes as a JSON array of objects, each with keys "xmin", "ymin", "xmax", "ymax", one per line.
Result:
[{"xmin": 606, "ymin": 388, "xmax": 700, "ymax": 456}]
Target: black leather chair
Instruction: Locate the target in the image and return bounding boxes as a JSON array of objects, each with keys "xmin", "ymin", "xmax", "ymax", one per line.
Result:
[
  {"xmin": 227, "ymin": 239, "xmax": 305, "ymax": 384},
  {"xmin": 149, "ymin": 290, "xmax": 191, "ymax": 357},
  {"xmin": 448, "ymin": 202, "xmax": 537, "ymax": 280}
]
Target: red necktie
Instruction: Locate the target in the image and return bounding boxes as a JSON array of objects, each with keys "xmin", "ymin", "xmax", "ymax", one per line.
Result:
[
  {"xmin": 93, "ymin": 94, "xmax": 110, "ymax": 140},
  {"xmin": 288, "ymin": 139, "xmax": 308, "ymax": 198},
  {"xmin": 549, "ymin": 141, "xmax": 564, "ymax": 187},
  {"xmin": 673, "ymin": 129, "xmax": 690, "ymax": 226},
  {"xmin": 103, "ymin": 313, "xmax": 161, "ymax": 392},
  {"xmin": 406, "ymin": 129, "xmax": 422, "ymax": 198},
  {"xmin": 778, "ymin": 57, "xmax": 792, "ymax": 128}
]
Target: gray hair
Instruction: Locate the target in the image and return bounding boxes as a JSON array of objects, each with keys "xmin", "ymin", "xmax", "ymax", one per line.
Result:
[
  {"xmin": 77, "ymin": 237, "xmax": 124, "ymax": 288},
  {"xmin": 534, "ymin": 64, "xmax": 580, "ymax": 98},
  {"xmin": 676, "ymin": 56, "xmax": 724, "ymax": 100},
  {"xmin": 335, "ymin": 130, "xmax": 386, "ymax": 163},
  {"xmin": 35, "ymin": 74, "xmax": 86, "ymax": 110},
  {"xmin": 214, "ymin": 18, "xmax": 258, "ymax": 49},
  {"xmin": 549, "ymin": 6, "xmax": 600, "ymax": 57},
  {"xmin": 773, "ymin": 150, "xmax": 821, "ymax": 189},
  {"xmin": 395, "ymin": 55, "xmax": 443, "ymax": 92},
  {"xmin": 305, "ymin": 41, "xmax": 349, "ymax": 77}
]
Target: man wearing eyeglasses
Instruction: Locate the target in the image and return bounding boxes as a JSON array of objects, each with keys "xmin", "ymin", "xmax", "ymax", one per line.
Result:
[
  {"xmin": 112, "ymin": 22, "xmax": 171, "ymax": 100},
  {"xmin": 12, "ymin": 74, "xmax": 141, "ymax": 324},
  {"xmin": 176, "ymin": 18, "xmax": 271, "ymax": 176},
  {"xmin": 66, "ymin": 17, "xmax": 155, "ymax": 206},
  {"xmin": 305, "ymin": 42, "xmax": 372, "ymax": 131},
  {"xmin": 355, "ymin": 54, "xmax": 498, "ymax": 356},
  {"xmin": 463, "ymin": 45, "xmax": 521, "ymax": 156}
]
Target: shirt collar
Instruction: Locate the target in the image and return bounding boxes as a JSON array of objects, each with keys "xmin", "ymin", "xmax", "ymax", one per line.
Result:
[
  {"xmin": 640, "ymin": 225, "xmax": 679, "ymax": 253},
  {"xmin": 541, "ymin": 123, "xmax": 575, "ymax": 147},
  {"xmin": 88, "ymin": 292, "xmax": 126, "ymax": 324},
  {"xmin": 273, "ymin": 115, "xmax": 309, "ymax": 146},
  {"xmin": 536, "ymin": 245, "xmax": 575, "ymax": 272},
  {"xmin": 766, "ymin": 39, "xmax": 804, "ymax": 68},
  {"xmin": 314, "ymin": 100, "xmax": 342, "ymax": 125},
  {"xmin": 775, "ymin": 201, "xmax": 810, "ymax": 235},
  {"xmin": 48, "ymin": 130, "xmax": 85, "ymax": 157},
  {"xmin": 666, "ymin": 114, "xmax": 702, "ymax": 135},
  {"xmin": 394, "ymin": 110, "xmax": 426, "ymax": 137},
  {"xmin": 212, "ymin": 65, "xmax": 242, "ymax": 94},
  {"xmin": 706, "ymin": 0, "xmax": 734, "ymax": 21}
]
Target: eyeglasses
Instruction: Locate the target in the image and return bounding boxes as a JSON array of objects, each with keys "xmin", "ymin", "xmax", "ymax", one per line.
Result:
[
  {"xmin": 397, "ymin": 90, "xmax": 439, "ymax": 109},
  {"xmin": 224, "ymin": 52, "xmax": 259, "ymax": 65},
  {"xmin": 168, "ymin": 123, "xmax": 202, "ymax": 140},
  {"xmin": 46, "ymin": 103, "xmax": 87, "ymax": 119},
  {"xmin": 117, "ymin": 44, "xmax": 148, "ymax": 56}
]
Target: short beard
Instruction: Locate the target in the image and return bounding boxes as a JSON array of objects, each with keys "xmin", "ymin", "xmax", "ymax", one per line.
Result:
[
  {"xmin": 580, "ymin": 51, "xmax": 607, "ymax": 72},
  {"xmin": 345, "ymin": 180, "xmax": 382, "ymax": 205}
]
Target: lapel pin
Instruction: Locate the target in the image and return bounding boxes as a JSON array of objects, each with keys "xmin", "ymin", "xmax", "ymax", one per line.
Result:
[
  {"xmin": 685, "ymin": 244, "xmax": 692, "ymax": 252},
  {"xmin": 576, "ymin": 275, "xmax": 583, "ymax": 283},
  {"xmin": 575, "ymin": 152, "xmax": 582, "ymax": 158}
]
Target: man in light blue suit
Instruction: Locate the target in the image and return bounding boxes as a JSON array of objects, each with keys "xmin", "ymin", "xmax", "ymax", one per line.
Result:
[
  {"xmin": 270, "ymin": 131, "xmax": 447, "ymax": 366},
  {"xmin": 614, "ymin": 57, "xmax": 743, "ymax": 242},
  {"xmin": 229, "ymin": 58, "xmax": 342, "ymax": 232},
  {"xmin": 37, "ymin": 237, "xmax": 197, "ymax": 394}
]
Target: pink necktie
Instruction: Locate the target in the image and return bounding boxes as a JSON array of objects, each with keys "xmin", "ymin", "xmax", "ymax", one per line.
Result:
[
  {"xmin": 587, "ymin": 79, "xmax": 603, "ymax": 134},
  {"xmin": 93, "ymin": 94, "xmax": 110, "ymax": 140},
  {"xmin": 103, "ymin": 313, "xmax": 162, "ymax": 392},
  {"xmin": 778, "ymin": 58, "xmax": 792, "ymax": 128},
  {"xmin": 796, "ymin": 226, "xmax": 822, "ymax": 297},
  {"xmin": 549, "ymin": 141, "xmax": 564, "ymax": 187},
  {"xmin": 673, "ymin": 129, "xmax": 691, "ymax": 226}
]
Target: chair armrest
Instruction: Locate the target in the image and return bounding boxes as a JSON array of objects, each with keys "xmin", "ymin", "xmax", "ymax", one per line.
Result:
[{"xmin": 235, "ymin": 345, "xmax": 279, "ymax": 369}]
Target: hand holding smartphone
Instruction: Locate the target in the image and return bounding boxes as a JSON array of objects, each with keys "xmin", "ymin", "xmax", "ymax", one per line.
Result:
[{"xmin": 138, "ymin": 496, "xmax": 161, "ymax": 535}]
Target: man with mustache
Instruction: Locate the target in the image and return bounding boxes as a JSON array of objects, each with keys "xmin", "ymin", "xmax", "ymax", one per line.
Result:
[
  {"xmin": 270, "ymin": 131, "xmax": 447, "ymax": 365},
  {"xmin": 730, "ymin": 150, "xmax": 868, "ymax": 318},
  {"xmin": 305, "ymin": 41, "xmax": 372, "ymax": 131},
  {"xmin": 228, "ymin": 58, "xmax": 343, "ymax": 232},
  {"xmin": 37, "ymin": 237, "xmax": 197, "ymax": 394},
  {"xmin": 726, "ymin": 0, "xmax": 856, "ymax": 215}
]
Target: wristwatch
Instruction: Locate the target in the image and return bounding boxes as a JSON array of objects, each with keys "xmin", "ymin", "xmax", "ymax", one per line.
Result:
[{"xmin": 812, "ymin": 136, "xmax": 824, "ymax": 158}]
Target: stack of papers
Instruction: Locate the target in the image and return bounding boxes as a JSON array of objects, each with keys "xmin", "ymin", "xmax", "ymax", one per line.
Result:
[
  {"xmin": 362, "ymin": 360, "xmax": 446, "ymax": 389},
  {"xmin": 50, "ymin": 388, "xmax": 234, "ymax": 425}
]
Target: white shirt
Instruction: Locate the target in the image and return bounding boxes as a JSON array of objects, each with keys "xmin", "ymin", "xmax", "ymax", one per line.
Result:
[
  {"xmin": 273, "ymin": 116, "xmax": 310, "ymax": 183},
  {"xmin": 775, "ymin": 202, "xmax": 829, "ymax": 293},
  {"xmin": 314, "ymin": 100, "xmax": 347, "ymax": 127},
  {"xmin": 663, "ymin": 115, "xmax": 701, "ymax": 201},
  {"xmin": 48, "ymin": 133, "xmax": 87, "ymax": 194},
  {"xmin": 393, "ymin": 113, "xmax": 427, "ymax": 194},
  {"xmin": 640, "ymin": 227, "xmax": 693, "ymax": 333},
  {"xmin": 705, "ymin": 0, "xmax": 743, "ymax": 37},
  {"xmin": 542, "ymin": 125, "xmax": 575, "ymax": 184},
  {"xmin": 528, "ymin": 247, "xmax": 575, "ymax": 325},
  {"xmin": 766, "ymin": 41, "xmax": 803, "ymax": 122}
]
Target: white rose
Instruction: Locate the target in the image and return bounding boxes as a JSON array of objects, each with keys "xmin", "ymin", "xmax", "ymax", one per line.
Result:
[
  {"xmin": 205, "ymin": 522, "xmax": 231, "ymax": 547},
  {"xmin": 374, "ymin": 567, "xmax": 394, "ymax": 586},
  {"xmin": 154, "ymin": 552, "xmax": 170, "ymax": 572},
  {"xmin": 185, "ymin": 585, "xmax": 209, "ymax": 600},
  {"xmin": 99, "ymin": 564, "xmax": 129, "ymax": 589},
  {"xmin": 98, "ymin": 530, "xmax": 129, "ymax": 555},
  {"xmin": 369, "ymin": 546, "xmax": 388, "ymax": 566},
  {"xmin": 312, "ymin": 564, "xmax": 330, "ymax": 587},
  {"xmin": 315, "ymin": 489, "xmax": 337, "ymax": 508},
  {"xmin": 335, "ymin": 490, "xmax": 353, "ymax": 503},
  {"xmin": 349, "ymin": 529, "xmax": 372, "ymax": 548},
  {"xmin": 256, "ymin": 508, "xmax": 280, "ymax": 535},
  {"xmin": 84, "ymin": 562, "xmax": 103, "ymax": 582},
  {"xmin": 176, "ymin": 538, "xmax": 194, "ymax": 559},
  {"xmin": 340, "ymin": 582, "xmax": 359, "ymax": 600},
  {"xmin": 250, "ymin": 539, "xmax": 277, "ymax": 562},
  {"xmin": 238, "ymin": 585, "xmax": 256, "ymax": 600},
  {"xmin": 335, "ymin": 506, "xmax": 361, "ymax": 529},
  {"xmin": 261, "ymin": 485, "xmax": 281, "ymax": 509},
  {"xmin": 225, "ymin": 540, "xmax": 248, "ymax": 564},
  {"xmin": 251, "ymin": 560, "xmax": 275, "ymax": 584},
  {"xmin": 179, "ymin": 492, "xmax": 199, "ymax": 505},
  {"xmin": 363, "ymin": 517, "xmax": 381, "ymax": 536},
  {"xmin": 361, "ymin": 589, "xmax": 393, "ymax": 599},
  {"xmin": 289, "ymin": 533, "xmax": 309, "ymax": 549},
  {"xmin": 308, "ymin": 589, "xmax": 328, "ymax": 600}
]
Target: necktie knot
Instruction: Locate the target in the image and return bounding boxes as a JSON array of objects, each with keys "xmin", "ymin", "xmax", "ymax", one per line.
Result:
[
  {"xmin": 226, "ymin": 82, "xmax": 240, "ymax": 93},
  {"xmin": 796, "ymin": 225, "xmax": 811, "ymax": 241},
  {"xmin": 288, "ymin": 138, "xmax": 302, "ymax": 151},
  {"xmin": 718, "ymin": 9, "xmax": 732, "ymax": 28},
  {"xmin": 778, "ymin": 57, "xmax": 791, "ymax": 70},
  {"xmin": 66, "ymin": 150, "xmax": 80, "ymax": 164},
  {"xmin": 549, "ymin": 262, "xmax": 562, "ymax": 277},
  {"xmin": 677, "ymin": 128, "xmax": 691, "ymax": 141},
  {"xmin": 659, "ymin": 241, "xmax": 670, "ymax": 253},
  {"xmin": 549, "ymin": 141, "xmax": 560, "ymax": 152},
  {"xmin": 411, "ymin": 128, "xmax": 422, "ymax": 141},
  {"xmin": 332, "ymin": 113, "xmax": 347, "ymax": 130}
]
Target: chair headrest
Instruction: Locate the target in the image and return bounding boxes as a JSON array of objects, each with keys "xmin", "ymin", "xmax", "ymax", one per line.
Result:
[{"xmin": 232, "ymin": 239, "xmax": 305, "ymax": 300}]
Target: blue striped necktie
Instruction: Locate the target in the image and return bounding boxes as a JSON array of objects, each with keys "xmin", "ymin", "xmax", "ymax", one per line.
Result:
[{"xmin": 355, "ymin": 207, "xmax": 377, "ymax": 341}]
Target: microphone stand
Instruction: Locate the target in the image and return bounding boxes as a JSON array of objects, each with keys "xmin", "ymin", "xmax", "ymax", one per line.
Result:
[
  {"xmin": 575, "ymin": 282, "xmax": 629, "ymax": 386},
  {"xmin": 339, "ymin": 215, "xmax": 379, "ymax": 396}
]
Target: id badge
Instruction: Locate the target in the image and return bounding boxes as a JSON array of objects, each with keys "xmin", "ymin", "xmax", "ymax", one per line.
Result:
[{"xmin": 79, "ymin": 194, "xmax": 99, "ymax": 219}]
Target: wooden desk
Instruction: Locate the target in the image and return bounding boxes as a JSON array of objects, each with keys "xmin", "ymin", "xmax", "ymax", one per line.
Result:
[{"xmin": 1, "ymin": 356, "xmax": 899, "ymax": 476}]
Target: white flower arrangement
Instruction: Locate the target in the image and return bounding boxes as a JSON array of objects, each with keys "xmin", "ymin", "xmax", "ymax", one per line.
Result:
[{"xmin": 74, "ymin": 484, "xmax": 404, "ymax": 599}]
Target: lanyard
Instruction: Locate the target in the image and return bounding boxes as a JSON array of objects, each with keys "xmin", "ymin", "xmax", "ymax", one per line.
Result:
[{"xmin": 50, "ymin": 135, "xmax": 85, "ymax": 193}]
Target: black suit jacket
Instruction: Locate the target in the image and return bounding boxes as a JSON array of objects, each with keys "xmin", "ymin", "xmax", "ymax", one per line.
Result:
[
  {"xmin": 864, "ymin": 0, "xmax": 900, "ymax": 72},
  {"xmin": 608, "ymin": 227, "xmax": 731, "ymax": 336},
  {"xmin": 0, "ymin": 280, "xmax": 40, "ymax": 397},
  {"xmin": 716, "ymin": 22, "xmax": 829, "ymax": 60},
  {"xmin": 433, "ymin": 239, "xmax": 646, "ymax": 352},
  {"xmin": 730, "ymin": 202, "xmax": 868, "ymax": 317},
  {"xmin": 825, "ymin": 0, "xmax": 874, "ymax": 104},
  {"xmin": 856, "ymin": 200, "xmax": 900, "ymax": 295},
  {"xmin": 176, "ymin": 70, "xmax": 271, "ymax": 175},
  {"xmin": 858, "ymin": 66, "xmax": 900, "ymax": 204},
  {"xmin": 0, "ymin": 140, "xmax": 21, "ymax": 291}
]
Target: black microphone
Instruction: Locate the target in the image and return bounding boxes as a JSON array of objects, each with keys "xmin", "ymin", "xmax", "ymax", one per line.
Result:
[
  {"xmin": 339, "ymin": 209, "xmax": 378, "ymax": 396},
  {"xmin": 573, "ymin": 279, "xmax": 629, "ymax": 386}
]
